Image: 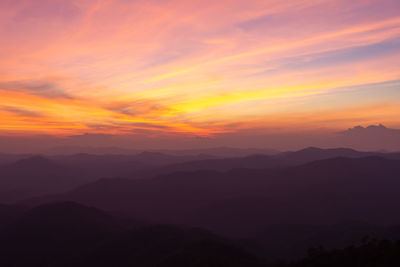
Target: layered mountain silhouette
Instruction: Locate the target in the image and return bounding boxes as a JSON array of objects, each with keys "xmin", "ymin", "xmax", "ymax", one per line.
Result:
[
  {"xmin": 25, "ymin": 156, "xmax": 400, "ymax": 233},
  {"xmin": 0, "ymin": 152, "xmax": 216, "ymax": 203},
  {"xmin": 155, "ymin": 146, "xmax": 400, "ymax": 173},
  {"xmin": 0, "ymin": 153, "xmax": 34, "ymax": 165},
  {"xmin": 0, "ymin": 146, "xmax": 394, "ymax": 203},
  {"xmin": 3, "ymin": 147, "xmax": 400, "ymax": 265},
  {"xmin": 45, "ymin": 146, "xmax": 278, "ymax": 157}
]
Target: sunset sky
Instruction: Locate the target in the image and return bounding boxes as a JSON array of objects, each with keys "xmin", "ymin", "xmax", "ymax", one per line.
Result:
[{"xmin": 1, "ymin": 0, "xmax": 400, "ymax": 140}]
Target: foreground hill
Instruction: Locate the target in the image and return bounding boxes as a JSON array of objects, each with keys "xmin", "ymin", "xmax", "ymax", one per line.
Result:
[
  {"xmin": 2, "ymin": 202, "xmax": 400, "ymax": 266},
  {"xmin": 0, "ymin": 204, "xmax": 26, "ymax": 227},
  {"xmin": 291, "ymin": 239, "xmax": 400, "ymax": 267},
  {"xmin": 0, "ymin": 202, "xmax": 265, "ymax": 267}
]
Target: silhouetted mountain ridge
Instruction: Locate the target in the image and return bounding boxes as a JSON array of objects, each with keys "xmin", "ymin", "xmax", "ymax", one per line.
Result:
[
  {"xmin": 24, "ymin": 156, "xmax": 400, "ymax": 233},
  {"xmin": 151, "ymin": 146, "xmax": 400, "ymax": 175},
  {"xmin": 2, "ymin": 147, "xmax": 399, "ymax": 205}
]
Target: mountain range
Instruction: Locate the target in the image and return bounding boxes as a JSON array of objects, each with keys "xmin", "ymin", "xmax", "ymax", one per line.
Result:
[{"xmin": 2, "ymin": 146, "xmax": 400, "ymax": 263}]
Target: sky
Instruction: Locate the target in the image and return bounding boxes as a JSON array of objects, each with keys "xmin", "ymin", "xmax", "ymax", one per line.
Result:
[{"xmin": 0, "ymin": 0, "xmax": 400, "ymax": 148}]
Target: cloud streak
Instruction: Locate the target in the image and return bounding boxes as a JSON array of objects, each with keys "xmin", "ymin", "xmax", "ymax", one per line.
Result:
[
  {"xmin": 0, "ymin": 80, "xmax": 73, "ymax": 99},
  {"xmin": 0, "ymin": 105, "xmax": 45, "ymax": 118}
]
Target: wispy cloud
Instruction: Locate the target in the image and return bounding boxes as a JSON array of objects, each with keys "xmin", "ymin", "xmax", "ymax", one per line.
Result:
[
  {"xmin": 0, "ymin": 80, "xmax": 73, "ymax": 99},
  {"xmin": 0, "ymin": 105, "xmax": 44, "ymax": 118}
]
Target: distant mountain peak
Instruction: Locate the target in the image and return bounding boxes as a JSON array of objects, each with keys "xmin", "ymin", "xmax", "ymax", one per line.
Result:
[
  {"xmin": 296, "ymin": 147, "xmax": 357, "ymax": 154},
  {"xmin": 299, "ymin": 146, "xmax": 323, "ymax": 152},
  {"xmin": 4, "ymin": 155, "xmax": 64, "ymax": 172}
]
